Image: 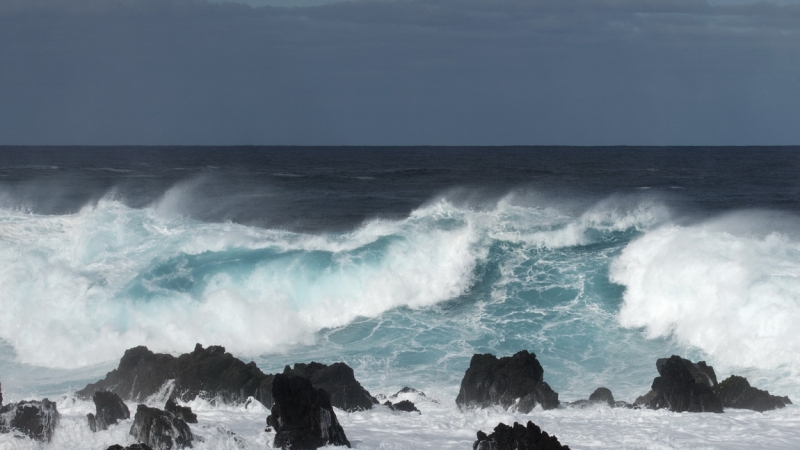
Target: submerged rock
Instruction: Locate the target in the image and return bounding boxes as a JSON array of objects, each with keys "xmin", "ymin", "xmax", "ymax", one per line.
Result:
[
  {"xmin": 456, "ymin": 351, "xmax": 559, "ymax": 412},
  {"xmin": 383, "ymin": 400, "xmax": 420, "ymax": 413},
  {"xmin": 633, "ymin": 389, "xmax": 657, "ymax": 408},
  {"xmin": 0, "ymin": 399, "xmax": 60, "ymax": 442},
  {"xmin": 283, "ymin": 361, "xmax": 376, "ymax": 412},
  {"xmin": 89, "ymin": 391, "xmax": 130, "ymax": 432},
  {"xmin": 390, "ymin": 387, "xmax": 429, "ymax": 400},
  {"xmin": 566, "ymin": 387, "xmax": 631, "ymax": 409},
  {"xmin": 641, "ymin": 355, "xmax": 723, "ymax": 413},
  {"xmin": 165, "ymin": 399, "xmax": 197, "ymax": 424},
  {"xmin": 267, "ymin": 374, "xmax": 351, "ymax": 450},
  {"xmin": 130, "ymin": 404, "xmax": 194, "ymax": 450},
  {"xmin": 657, "ymin": 357, "xmax": 718, "ymax": 388},
  {"xmin": 588, "ymin": 387, "xmax": 614, "ymax": 406},
  {"xmin": 714, "ymin": 375, "xmax": 792, "ymax": 412},
  {"xmin": 78, "ymin": 344, "xmax": 274, "ymax": 407},
  {"xmin": 473, "ymin": 421, "xmax": 570, "ymax": 450}
]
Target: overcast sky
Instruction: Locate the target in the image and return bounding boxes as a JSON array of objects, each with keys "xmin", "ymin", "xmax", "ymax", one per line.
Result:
[{"xmin": 1, "ymin": 0, "xmax": 799, "ymax": 145}]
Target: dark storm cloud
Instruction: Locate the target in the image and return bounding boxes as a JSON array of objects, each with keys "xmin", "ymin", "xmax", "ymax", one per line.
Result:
[{"xmin": 1, "ymin": 0, "xmax": 799, "ymax": 145}]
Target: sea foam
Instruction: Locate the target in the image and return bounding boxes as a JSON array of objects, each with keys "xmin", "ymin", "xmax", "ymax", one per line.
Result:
[
  {"xmin": 0, "ymin": 191, "xmax": 664, "ymax": 370},
  {"xmin": 611, "ymin": 211, "xmax": 800, "ymax": 394},
  {"xmin": 0, "ymin": 195, "xmax": 486, "ymax": 368}
]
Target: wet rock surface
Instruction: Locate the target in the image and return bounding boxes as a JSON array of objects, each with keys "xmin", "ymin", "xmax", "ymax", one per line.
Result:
[
  {"xmin": 283, "ymin": 361, "xmax": 376, "ymax": 412},
  {"xmin": 390, "ymin": 387, "xmax": 430, "ymax": 401},
  {"xmin": 165, "ymin": 399, "xmax": 197, "ymax": 424},
  {"xmin": 267, "ymin": 374, "xmax": 351, "ymax": 450},
  {"xmin": 588, "ymin": 387, "xmax": 614, "ymax": 406},
  {"xmin": 473, "ymin": 421, "xmax": 570, "ymax": 450},
  {"xmin": 89, "ymin": 391, "xmax": 130, "ymax": 432},
  {"xmin": 456, "ymin": 351, "xmax": 559, "ymax": 412},
  {"xmin": 384, "ymin": 400, "xmax": 420, "ymax": 413},
  {"xmin": 0, "ymin": 398, "xmax": 60, "ymax": 442},
  {"xmin": 714, "ymin": 375, "xmax": 792, "ymax": 412},
  {"xmin": 657, "ymin": 357, "xmax": 718, "ymax": 388},
  {"xmin": 78, "ymin": 344, "xmax": 274, "ymax": 407},
  {"xmin": 130, "ymin": 404, "xmax": 194, "ymax": 450},
  {"xmin": 566, "ymin": 387, "xmax": 631, "ymax": 409},
  {"xmin": 640, "ymin": 355, "xmax": 723, "ymax": 413}
]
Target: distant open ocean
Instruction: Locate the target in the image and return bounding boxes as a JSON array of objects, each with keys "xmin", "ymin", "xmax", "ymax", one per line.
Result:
[{"xmin": 2, "ymin": 146, "xmax": 800, "ymax": 449}]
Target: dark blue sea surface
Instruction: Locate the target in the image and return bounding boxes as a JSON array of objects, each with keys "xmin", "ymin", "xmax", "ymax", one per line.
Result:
[{"xmin": 1, "ymin": 146, "xmax": 799, "ymax": 403}]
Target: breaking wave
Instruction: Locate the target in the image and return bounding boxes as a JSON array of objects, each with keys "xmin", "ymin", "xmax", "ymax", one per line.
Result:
[
  {"xmin": 0, "ymin": 189, "xmax": 664, "ymax": 369},
  {"xmin": 612, "ymin": 211, "xmax": 800, "ymax": 379}
]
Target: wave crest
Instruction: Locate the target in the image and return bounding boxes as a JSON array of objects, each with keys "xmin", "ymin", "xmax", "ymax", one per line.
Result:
[
  {"xmin": 0, "ymin": 197, "xmax": 486, "ymax": 368},
  {"xmin": 0, "ymin": 192, "xmax": 667, "ymax": 369},
  {"xmin": 611, "ymin": 212, "xmax": 800, "ymax": 377}
]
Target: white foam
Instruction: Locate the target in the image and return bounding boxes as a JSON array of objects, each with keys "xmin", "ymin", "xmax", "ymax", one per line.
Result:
[
  {"xmin": 0, "ymin": 196, "xmax": 485, "ymax": 368},
  {"xmin": 488, "ymin": 194, "xmax": 668, "ymax": 249},
  {"xmin": 0, "ymin": 192, "xmax": 672, "ymax": 370},
  {"xmin": 3, "ymin": 395, "xmax": 800, "ymax": 449},
  {"xmin": 611, "ymin": 211, "xmax": 800, "ymax": 395}
]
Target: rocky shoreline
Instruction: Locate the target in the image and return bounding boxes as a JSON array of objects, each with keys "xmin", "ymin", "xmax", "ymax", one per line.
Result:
[{"xmin": 0, "ymin": 345, "xmax": 792, "ymax": 449}]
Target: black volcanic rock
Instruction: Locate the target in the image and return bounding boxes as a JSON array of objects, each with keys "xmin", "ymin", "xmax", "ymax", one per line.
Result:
[
  {"xmin": 657, "ymin": 357, "xmax": 718, "ymax": 388},
  {"xmin": 130, "ymin": 404, "xmax": 193, "ymax": 450},
  {"xmin": 384, "ymin": 400, "xmax": 420, "ymax": 413},
  {"xmin": 567, "ymin": 387, "xmax": 628, "ymax": 409},
  {"xmin": 644, "ymin": 355, "xmax": 723, "ymax": 413},
  {"xmin": 714, "ymin": 375, "xmax": 792, "ymax": 412},
  {"xmin": 267, "ymin": 374, "xmax": 351, "ymax": 450},
  {"xmin": 473, "ymin": 421, "xmax": 570, "ymax": 450},
  {"xmin": 588, "ymin": 387, "xmax": 614, "ymax": 406},
  {"xmin": 165, "ymin": 399, "xmax": 197, "ymax": 424},
  {"xmin": 633, "ymin": 389, "xmax": 657, "ymax": 408},
  {"xmin": 390, "ymin": 387, "xmax": 429, "ymax": 400},
  {"xmin": 0, "ymin": 399, "xmax": 60, "ymax": 442},
  {"xmin": 89, "ymin": 391, "xmax": 130, "ymax": 432},
  {"xmin": 456, "ymin": 351, "xmax": 559, "ymax": 412},
  {"xmin": 77, "ymin": 344, "xmax": 274, "ymax": 407},
  {"xmin": 283, "ymin": 361, "xmax": 376, "ymax": 412}
]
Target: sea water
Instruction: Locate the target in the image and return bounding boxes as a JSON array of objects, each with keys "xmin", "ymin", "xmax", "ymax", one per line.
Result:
[{"xmin": 1, "ymin": 147, "xmax": 799, "ymax": 449}]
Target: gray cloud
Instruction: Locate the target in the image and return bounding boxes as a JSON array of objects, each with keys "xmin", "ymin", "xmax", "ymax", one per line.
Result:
[{"xmin": 1, "ymin": 0, "xmax": 799, "ymax": 145}]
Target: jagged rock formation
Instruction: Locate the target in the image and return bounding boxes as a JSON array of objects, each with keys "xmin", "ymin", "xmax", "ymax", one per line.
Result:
[
  {"xmin": 165, "ymin": 399, "xmax": 197, "ymax": 424},
  {"xmin": 0, "ymin": 399, "xmax": 60, "ymax": 442},
  {"xmin": 384, "ymin": 400, "xmax": 420, "ymax": 413},
  {"xmin": 0, "ymin": 381, "xmax": 3, "ymax": 407},
  {"xmin": 634, "ymin": 357, "xmax": 792, "ymax": 413},
  {"xmin": 267, "ymin": 374, "xmax": 351, "ymax": 450},
  {"xmin": 473, "ymin": 421, "xmax": 570, "ymax": 450},
  {"xmin": 637, "ymin": 355, "xmax": 723, "ymax": 413},
  {"xmin": 77, "ymin": 344, "xmax": 274, "ymax": 407},
  {"xmin": 130, "ymin": 404, "xmax": 194, "ymax": 450},
  {"xmin": 456, "ymin": 351, "xmax": 559, "ymax": 412},
  {"xmin": 88, "ymin": 391, "xmax": 130, "ymax": 432},
  {"xmin": 283, "ymin": 362, "xmax": 376, "ymax": 412},
  {"xmin": 714, "ymin": 375, "xmax": 792, "ymax": 412}
]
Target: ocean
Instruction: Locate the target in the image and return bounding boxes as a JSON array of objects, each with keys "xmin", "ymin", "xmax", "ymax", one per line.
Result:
[{"xmin": 1, "ymin": 146, "xmax": 800, "ymax": 449}]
